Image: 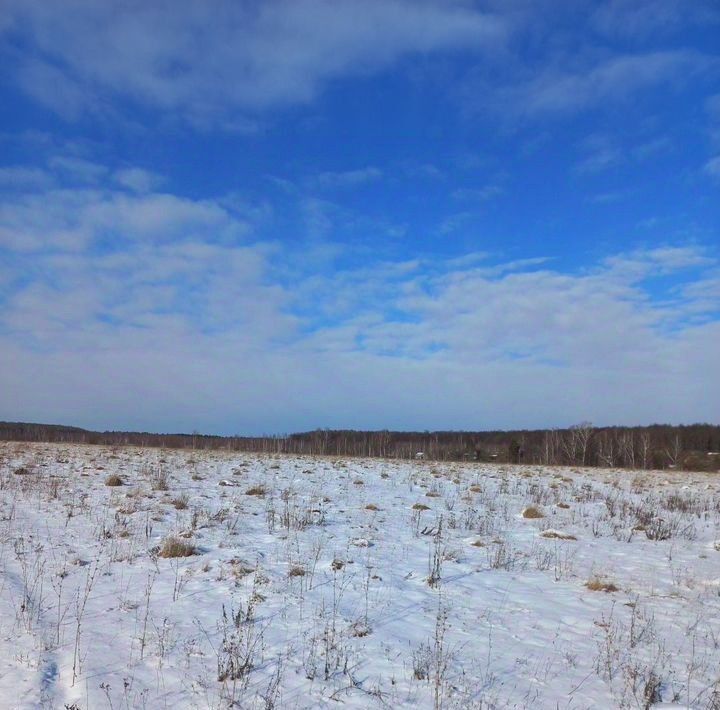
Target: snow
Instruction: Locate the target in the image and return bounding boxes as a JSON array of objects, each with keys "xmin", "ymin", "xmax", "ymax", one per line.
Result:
[{"xmin": 1, "ymin": 442, "xmax": 719, "ymax": 708}]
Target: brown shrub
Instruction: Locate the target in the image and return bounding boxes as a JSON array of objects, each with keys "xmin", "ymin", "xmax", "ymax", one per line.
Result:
[
  {"xmin": 522, "ymin": 506, "xmax": 544, "ymax": 519},
  {"xmin": 245, "ymin": 485, "xmax": 267, "ymax": 496},
  {"xmin": 158, "ymin": 537, "xmax": 197, "ymax": 558},
  {"xmin": 585, "ymin": 577, "xmax": 619, "ymax": 593}
]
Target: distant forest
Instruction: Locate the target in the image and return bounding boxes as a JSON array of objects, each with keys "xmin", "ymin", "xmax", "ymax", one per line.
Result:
[{"xmin": 1, "ymin": 420, "xmax": 719, "ymax": 472}]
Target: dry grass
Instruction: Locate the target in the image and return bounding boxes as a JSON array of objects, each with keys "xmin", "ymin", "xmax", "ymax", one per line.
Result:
[
  {"xmin": 288, "ymin": 565, "xmax": 306, "ymax": 577},
  {"xmin": 158, "ymin": 537, "xmax": 197, "ymax": 558},
  {"xmin": 349, "ymin": 620, "xmax": 371, "ymax": 637},
  {"xmin": 228, "ymin": 558, "xmax": 255, "ymax": 577},
  {"xmin": 171, "ymin": 495, "xmax": 189, "ymax": 509},
  {"xmin": 116, "ymin": 503, "xmax": 138, "ymax": 515},
  {"xmin": 585, "ymin": 576, "xmax": 619, "ymax": 593},
  {"xmin": 540, "ymin": 530, "xmax": 577, "ymax": 541},
  {"xmin": 245, "ymin": 485, "xmax": 267, "ymax": 496},
  {"xmin": 104, "ymin": 474, "xmax": 124, "ymax": 487},
  {"xmin": 149, "ymin": 468, "xmax": 169, "ymax": 491},
  {"xmin": 522, "ymin": 505, "xmax": 544, "ymax": 519}
]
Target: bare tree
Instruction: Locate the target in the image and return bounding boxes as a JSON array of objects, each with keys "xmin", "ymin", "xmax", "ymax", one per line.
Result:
[
  {"xmin": 664, "ymin": 435, "xmax": 681, "ymax": 468},
  {"xmin": 596, "ymin": 431, "xmax": 616, "ymax": 468},
  {"xmin": 639, "ymin": 432, "xmax": 651, "ymax": 469},
  {"xmin": 617, "ymin": 431, "xmax": 636, "ymax": 468},
  {"xmin": 563, "ymin": 422, "xmax": 594, "ymax": 465}
]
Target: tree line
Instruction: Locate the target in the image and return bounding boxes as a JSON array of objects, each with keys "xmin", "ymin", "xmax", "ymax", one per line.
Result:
[{"xmin": 1, "ymin": 420, "xmax": 718, "ymax": 471}]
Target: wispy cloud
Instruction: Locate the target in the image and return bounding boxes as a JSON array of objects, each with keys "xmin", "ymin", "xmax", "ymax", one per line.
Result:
[
  {"xmin": 0, "ymin": 166, "xmax": 53, "ymax": 190},
  {"xmin": 575, "ymin": 134, "xmax": 624, "ymax": 174},
  {"xmin": 0, "ymin": 186, "xmax": 240, "ymax": 252},
  {"xmin": 1, "ymin": 0, "xmax": 505, "ymax": 124},
  {"xmin": 704, "ymin": 155, "xmax": 720, "ymax": 178},
  {"xmin": 310, "ymin": 167, "xmax": 383, "ymax": 190},
  {"xmin": 114, "ymin": 168, "xmax": 165, "ymax": 193},
  {"xmin": 591, "ymin": 0, "xmax": 720, "ymax": 40},
  {"xmin": 452, "ymin": 184, "xmax": 503, "ymax": 202},
  {"xmin": 508, "ymin": 51, "xmax": 715, "ymax": 117},
  {"xmin": 1, "ymin": 165, "xmax": 718, "ymax": 432},
  {"xmin": 462, "ymin": 49, "xmax": 718, "ymax": 123},
  {"xmin": 47, "ymin": 156, "xmax": 108, "ymax": 183}
]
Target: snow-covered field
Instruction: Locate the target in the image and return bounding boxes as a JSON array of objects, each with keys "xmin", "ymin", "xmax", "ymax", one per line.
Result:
[{"xmin": 1, "ymin": 442, "xmax": 719, "ymax": 709}]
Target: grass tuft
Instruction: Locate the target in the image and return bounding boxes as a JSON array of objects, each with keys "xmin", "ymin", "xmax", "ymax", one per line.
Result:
[
  {"xmin": 245, "ymin": 485, "xmax": 267, "ymax": 496},
  {"xmin": 159, "ymin": 537, "xmax": 197, "ymax": 558},
  {"xmin": 540, "ymin": 530, "xmax": 577, "ymax": 541},
  {"xmin": 585, "ymin": 576, "xmax": 619, "ymax": 593},
  {"xmin": 522, "ymin": 505, "xmax": 544, "ymax": 519}
]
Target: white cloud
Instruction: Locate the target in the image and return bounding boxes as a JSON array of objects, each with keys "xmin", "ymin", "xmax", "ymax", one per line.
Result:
[
  {"xmin": 0, "ymin": 181, "xmax": 243, "ymax": 252},
  {"xmin": 4, "ymin": 1, "xmax": 716, "ymax": 133},
  {"xmin": 632, "ymin": 136, "xmax": 672, "ymax": 161},
  {"xmin": 1, "ymin": 0, "xmax": 504, "ymax": 123},
  {"xmin": 452, "ymin": 185, "xmax": 503, "ymax": 201},
  {"xmin": 15, "ymin": 58, "xmax": 90, "ymax": 120},
  {"xmin": 0, "ymin": 170, "xmax": 718, "ymax": 433},
  {"xmin": 575, "ymin": 134, "xmax": 624, "ymax": 174},
  {"xmin": 591, "ymin": 0, "xmax": 720, "ymax": 40},
  {"xmin": 604, "ymin": 246, "xmax": 715, "ymax": 278},
  {"xmin": 0, "ymin": 166, "xmax": 53, "ymax": 190},
  {"xmin": 300, "ymin": 197, "xmax": 337, "ymax": 240},
  {"xmin": 114, "ymin": 168, "xmax": 165, "ymax": 193},
  {"xmin": 48, "ymin": 156, "xmax": 108, "ymax": 183},
  {"xmin": 704, "ymin": 155, "xmax": 720, "ymax": 178},
  {"xmin": 480, "ymin": 50, "xmax": 717, "ymax": 120},
  {"xmin": 311, "ymin": 167, "xmax": 383, "ymax": 190}
]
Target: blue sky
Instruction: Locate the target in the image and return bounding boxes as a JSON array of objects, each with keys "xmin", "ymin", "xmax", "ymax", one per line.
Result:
[{"xmin": 0, "ymin": 0, "xmax": 718, "ymax": 435}]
